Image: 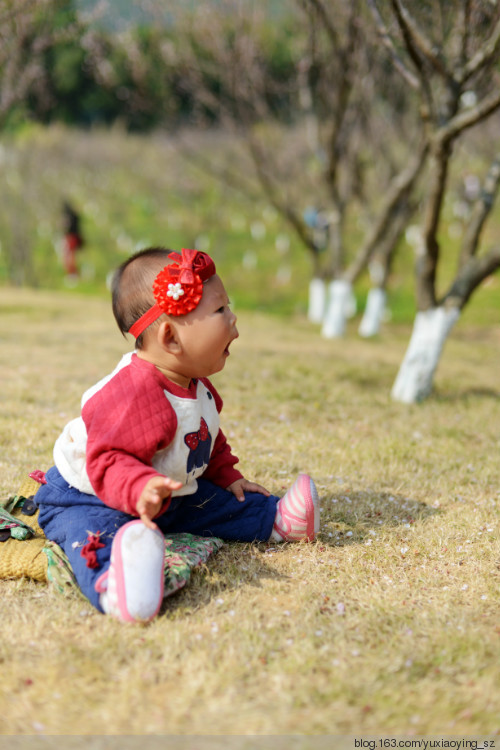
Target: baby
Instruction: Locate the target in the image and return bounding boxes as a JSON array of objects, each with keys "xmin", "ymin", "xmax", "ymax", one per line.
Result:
[{"xmin": 35, "ymin": 247, "xmax": 319, "ymax": 622}]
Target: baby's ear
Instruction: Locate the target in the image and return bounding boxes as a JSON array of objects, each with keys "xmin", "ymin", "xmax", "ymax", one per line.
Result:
[{"xmin": 158, "ymin": 319, "xmax": 181, "ymax": 354}]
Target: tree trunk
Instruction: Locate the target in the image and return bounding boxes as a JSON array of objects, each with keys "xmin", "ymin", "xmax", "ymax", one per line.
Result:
[
  {"xmin": 391, "ymin": 306, "xmax": 460, "ymax": 403},
  {"xmin": 308, "ymin": 277, "xmax": 327, "ymax": 323},
  {"xmin": 358, "ymin": 287, "xmax": 387, "ymax": 337},
  {"xmin": 321, "ymin": 279, "xmax": 353, "ymax": 338}
]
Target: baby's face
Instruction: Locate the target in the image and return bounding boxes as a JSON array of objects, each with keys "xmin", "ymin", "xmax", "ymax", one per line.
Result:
[{"xmin": 174, "ymin": 274, "xmax": 239, "ymax": 379}]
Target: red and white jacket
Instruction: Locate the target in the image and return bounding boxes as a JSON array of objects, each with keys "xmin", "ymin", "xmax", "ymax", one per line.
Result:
[{"xmin": 53, "ymin": 353, "xmax": 243, "ymax": 515}]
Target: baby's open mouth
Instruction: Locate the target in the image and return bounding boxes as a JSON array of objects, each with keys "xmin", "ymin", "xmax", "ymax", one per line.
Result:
[
  {"xmin": 224, "ymin": 330, "xmax": 239, "ymax": 356},
  {"xmin": 224, "ymin": 337, "xmax": 236, "ymax": 355}
]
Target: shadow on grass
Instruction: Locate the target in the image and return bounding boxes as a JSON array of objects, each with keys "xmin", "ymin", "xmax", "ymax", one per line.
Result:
[
  {"xmin": 434, "ymin": 386, "xmax": 500, "ymax": 402},
  {"xmin": 335, "ymin": 366, "xmax": 395, "ymax": 392},
  {"xmin": 161, "ymin": 542, "xmax": 289, "ymax": 615},
  {"xmin": 161, "ymin": 491, "xmax": 440, "ymax": 614},
  {"xmin": 318, "ymin": 490, "xmax": 440, "ymax": 548}
]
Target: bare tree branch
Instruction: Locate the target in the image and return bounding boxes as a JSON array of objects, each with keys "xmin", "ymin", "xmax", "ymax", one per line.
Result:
[
  {"xmin": 366, "ymin": 0, "xmax": 420, "ymax": 90},
  {"xmin": 345, "ymin": 139, "xmax": 428, "ymax": 284},
  {"xmin": 444, "ymin": 246, "xmax": 500, "ymax": 309},
  {"xmin": 174, "ymin": 138, "xmax": 262, "ymax": 204},
  {"xmin": 388, "ymin": 0, "xmax": 436, "ymax": 121},
  {"xmin": 391, "ymin": 0, "xmax": 450, "ymax": 79},
  {"xmin": 377, "ymin": 197, "xmax": 418, "ymax": 287},
  {"xmin": 459, "ymin": 153, "xmax": 500, "ymax": 267},
  {"xmin": 246, "ymin": 134, "xmax": 318, "ymax": 260},
  {"xmin": 458, "ymin": 0, "xmax": 472, "ymax": 70},
  {"xmin": 439, "ymin": 88, "xmax": 500, "ymax": 143},
  {"xmin": 299, "ymin": 0, "xmax": 340, "ymax": 50},
  {"xmin": 300, "ymin": 0, "xmax": 361, "ymax": 199},
  {"xmin": 460, "ymin": 15, "xmax": 500, "ymax": 83}
]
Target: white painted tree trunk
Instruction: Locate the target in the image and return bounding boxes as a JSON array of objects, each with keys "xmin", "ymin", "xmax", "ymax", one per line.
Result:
[
  {"xmin": 308, "ymin": 277, "xmax": 327, "ymax": 323},
  {"xmin": 391, "ymin": 306, "xmax": 461, "ymax": 403},
  {"xmin": 359, "ymin": 288, "xmax": 386, "ymax": 338},
  {"xmin": 321, "ymin": 279, "xmax": 353, "ymax": 338}
]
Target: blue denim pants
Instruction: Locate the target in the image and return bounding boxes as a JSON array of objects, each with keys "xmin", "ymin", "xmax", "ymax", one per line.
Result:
[{"xmin": 36, "ymin": 466, "xmax": 278, "ymax": 611}]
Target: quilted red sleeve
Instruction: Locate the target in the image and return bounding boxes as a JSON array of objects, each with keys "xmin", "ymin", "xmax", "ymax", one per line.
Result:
[
  {"xmin": 200, "ymin": 378, "xmax": 243, "ymax": 488},
  {"xmin": 82, "ymin": 367, "xmax": 177, "ymax": 515}
]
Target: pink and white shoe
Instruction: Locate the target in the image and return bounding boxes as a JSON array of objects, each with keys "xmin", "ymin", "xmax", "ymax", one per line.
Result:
[
  {"xmin": 271, "ymin": 474, "xmax": 319, "ymax": 542},
  {"xmin": 97, "ymin": 520, "xmax": 165, "ymax": 623}
]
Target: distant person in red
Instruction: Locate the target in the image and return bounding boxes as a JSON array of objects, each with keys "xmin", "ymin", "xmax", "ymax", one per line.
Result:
[{"xmin": 62, "ymin": 201, "xmax": 84, "ymax": 278}]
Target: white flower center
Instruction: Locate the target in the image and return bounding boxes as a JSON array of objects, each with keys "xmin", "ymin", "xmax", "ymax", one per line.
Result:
[{"xmin": 167, "ymin": 282, "xmax": 184, "ymax": 301}]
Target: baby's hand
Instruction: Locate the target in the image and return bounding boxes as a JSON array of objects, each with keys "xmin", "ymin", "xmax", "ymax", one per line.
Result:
[
  {"xmin": 227, "ymin": 477, "xmax": 271, "ymax": 503},
  {"xmin": 137, "ymin": 476, "xmax": 183, "ymax": 530}
]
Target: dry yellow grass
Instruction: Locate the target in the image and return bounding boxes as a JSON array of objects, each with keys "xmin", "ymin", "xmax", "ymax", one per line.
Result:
[{"xmin": 1, "ymin": 286, "xmax": 499, "ymax": 737}]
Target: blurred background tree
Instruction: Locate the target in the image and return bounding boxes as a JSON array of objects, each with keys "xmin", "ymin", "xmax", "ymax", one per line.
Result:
[
  {"xmin": 131, "ymin": 0, "xmax": 427, "ymax": 340},
  {"xmin": 0, "ymin": 0, "xmax": 74, "ymax": 129},
  {"xmin": 369, "ymin": 0, "xmax": 500, "ymax": 402},
  {"xmin": 1, "ymin": 0, "xmax": 499, "ymax": 401},
  {"xmin": 0, "ymin": 0, "xmax": 83, "ymax": 283}
]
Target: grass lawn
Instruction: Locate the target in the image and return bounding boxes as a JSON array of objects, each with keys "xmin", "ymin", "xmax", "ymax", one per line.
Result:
[{"xmin": 0, "ymin": 286, "xmax": 499, "ymax": 736}]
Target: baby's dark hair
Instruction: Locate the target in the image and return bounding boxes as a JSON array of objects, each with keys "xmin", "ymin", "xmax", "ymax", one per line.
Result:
[{"xmin": 112, "ymin": 246, "xmax": 171, "ymax": 349}]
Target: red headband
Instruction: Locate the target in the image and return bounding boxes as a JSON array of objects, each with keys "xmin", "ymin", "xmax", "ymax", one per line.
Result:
[{"xmin": 128, "ymin": 248, "xmax": 216, "ymax": 339}]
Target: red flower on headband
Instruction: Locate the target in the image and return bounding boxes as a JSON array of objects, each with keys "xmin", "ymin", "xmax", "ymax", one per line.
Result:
[{"xmin": 152, "ymin": 248, "xmax": 215, "ymax": 317}]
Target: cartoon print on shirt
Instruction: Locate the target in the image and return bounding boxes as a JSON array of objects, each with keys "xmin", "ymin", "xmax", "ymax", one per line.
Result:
[{"xmin": 184, "ymin": 417, "xmax": 212, "ymax": 477}]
